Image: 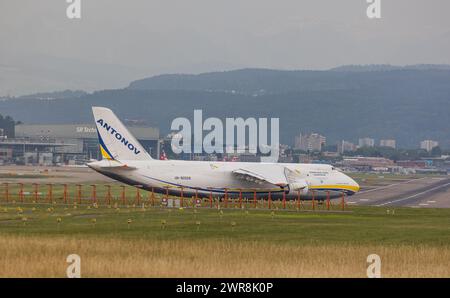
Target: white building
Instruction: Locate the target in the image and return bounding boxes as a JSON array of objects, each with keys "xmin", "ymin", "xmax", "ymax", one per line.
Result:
[
  {"xmin": 420, "ymin": 140, "xmax": 439, "ymax": 152},
  {"xmin": 294, "ymin": 133, "xmax": 326, "ymax": 152},
  {"xmin": 337, "ymin": 140, "xmax": 357, "ymax": 154},
  {"xmin": 380, "ymin": 139, "xmax": 396, "ymax": 149},
  {"xmin": 358, "ymin": 137, "xmax": 375, "ymax": 148}
]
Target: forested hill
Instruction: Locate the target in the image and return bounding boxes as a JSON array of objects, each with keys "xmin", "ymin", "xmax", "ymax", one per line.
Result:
[
  {"xmin": 128, "ymin": 66, "xmax": 450, "ymax": 96},
  {"xmin": 1, "ymin": 66, "xmax": 449, "ymax": 148}
]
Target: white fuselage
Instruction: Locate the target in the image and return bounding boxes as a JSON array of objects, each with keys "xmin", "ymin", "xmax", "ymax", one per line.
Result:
[{"xmin": 88, "ymin": 159, "xmax": 360, "ymax": 200}]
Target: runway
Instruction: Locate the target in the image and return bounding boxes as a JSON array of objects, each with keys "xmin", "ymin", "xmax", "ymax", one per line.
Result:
[
  {"xmin": 348, "ymin": 176, "xmax": 450, "ymax": 208},
  {"xmin": 1, "ymin": 165, "xmax": 449, "ymax": 208}
]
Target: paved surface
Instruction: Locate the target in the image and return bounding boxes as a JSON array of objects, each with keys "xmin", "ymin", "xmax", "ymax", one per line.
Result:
[
  {"xmin": 348, "ymin": 176, "xmax": 450, "ymax": 208},
  {"xmin": 0, "ymin": 165, "xmax": 112, "ymax": 183},
  {"xmin": 2, "ymin": 165, "xmax": 449, "ymax": 208}
]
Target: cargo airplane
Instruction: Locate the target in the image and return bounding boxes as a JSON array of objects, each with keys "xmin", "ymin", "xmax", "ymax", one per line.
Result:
[{"xmin": 87, "ymin": 107, "xmax": 360, "ymax": 200}]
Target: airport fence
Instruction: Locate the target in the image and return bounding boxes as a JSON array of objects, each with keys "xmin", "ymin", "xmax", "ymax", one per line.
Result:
[{"xmin": 0, "ymin": 182, "xmax": 348, "ymax": 211}]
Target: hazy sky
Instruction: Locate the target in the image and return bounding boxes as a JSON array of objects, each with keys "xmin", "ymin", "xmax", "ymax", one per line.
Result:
[{"xmin": 1, "ymin": 0, "xmax": 450, "ymax": 95}]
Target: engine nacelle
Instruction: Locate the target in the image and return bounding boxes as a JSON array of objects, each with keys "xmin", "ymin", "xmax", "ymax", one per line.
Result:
[{"xmin": 288, "ymin": 180, "xmax": 309, "ymax": 195}]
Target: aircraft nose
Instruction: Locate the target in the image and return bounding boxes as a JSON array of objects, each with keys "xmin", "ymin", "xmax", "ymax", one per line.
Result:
[{"xmin": 348, "ymin": 176, "xmax": 360, "ymax": 193}]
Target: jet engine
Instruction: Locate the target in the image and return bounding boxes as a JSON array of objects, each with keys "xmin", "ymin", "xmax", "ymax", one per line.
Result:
[{"xmin": 288, "ymin": 179, "xmax": 309, "ymax": 195}]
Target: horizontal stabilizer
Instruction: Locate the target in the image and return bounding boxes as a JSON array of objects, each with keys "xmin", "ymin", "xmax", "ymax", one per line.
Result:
[{"xmin": 87, "ymin": 159, "xmax": 137, "ymax": 171}]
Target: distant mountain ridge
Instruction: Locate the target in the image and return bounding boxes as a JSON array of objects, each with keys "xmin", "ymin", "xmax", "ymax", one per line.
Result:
[
  {"xmin": 128, "ymin": 65, "xmax": 450, "ymax": 96},
  {"xmin": 330, "ymin": 64, "xmax": 450, "ymax": 72},
  {"xmin": 16, "ymin": 90, "xmax": 87, "ymax": 100},
  {"xmin": 1, "ymin": 65, "xmax": 450, "ymax": 149}
]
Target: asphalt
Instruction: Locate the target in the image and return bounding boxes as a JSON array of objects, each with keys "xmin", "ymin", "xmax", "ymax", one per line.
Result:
[
  {"xmin": 2, "ymin": 165, "xmax": 449, "ymax": 208},
  {"xmin": 348, "ymin": 177, "xmax": 450, "ymax": 208}
]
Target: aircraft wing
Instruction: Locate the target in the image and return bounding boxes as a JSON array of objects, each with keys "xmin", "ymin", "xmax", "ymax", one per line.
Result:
[
  {"xmin": 232, "ymin": 164, "xmax": 289, "ymax": 187},
  {"xmin": 232, "ymin": 164, "xmax": 309, "ymax": 191}
]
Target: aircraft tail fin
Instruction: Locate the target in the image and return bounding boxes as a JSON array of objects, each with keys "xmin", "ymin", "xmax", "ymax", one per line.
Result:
[{"xmin": 92, "ymin": 106, "xmax": 153, "ymax": 161}]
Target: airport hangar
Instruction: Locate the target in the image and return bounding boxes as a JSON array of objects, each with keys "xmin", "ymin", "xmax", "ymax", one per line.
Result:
[{"xmin": 0, "ymin": 123, "xmax": 159, "ymax": 165}]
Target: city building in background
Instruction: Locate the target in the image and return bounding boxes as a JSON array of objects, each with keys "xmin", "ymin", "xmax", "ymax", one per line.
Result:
[
  {"xmin": 340, "ymin": 157, "xmax": 395, "ymax": 172},
  {"xmin": 380, "ymin": 139, "xmax": 396, "ymax": 149},
  {"xmin": 0, "ymin": 115, "xmax": 15, "ymax": 138},
  {"xmin": 0, "ymin": 123, "xmax": 159, "ymax": 165},
  {"xmin": 358, "ymin": 137, "xmax": 375, "ymax": 148},
  {"xmin": 337, "ymin": 140, "xmax": 357, "ymax": 154},
  {"xmin": 420, "ymin": 140, "xmax": 439, "ymax": 152},
  {"xmin": 294, "ymin": 133, "xmax": 326, "ymax": 152},
  {"xmin": 1, "ymin": 121, "xmax": 449, "ymax": 175}
]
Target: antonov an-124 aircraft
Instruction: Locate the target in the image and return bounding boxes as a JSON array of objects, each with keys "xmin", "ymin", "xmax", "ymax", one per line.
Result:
[{"xmin": 87, "ymin": 107, "xmax": 360, "ymax": 200}]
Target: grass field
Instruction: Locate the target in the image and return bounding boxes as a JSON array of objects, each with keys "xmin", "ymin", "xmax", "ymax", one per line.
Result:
[{"xmin": 0, "ymin": 201, "xmax": 449, "ymax": 277}]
